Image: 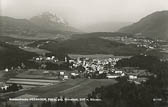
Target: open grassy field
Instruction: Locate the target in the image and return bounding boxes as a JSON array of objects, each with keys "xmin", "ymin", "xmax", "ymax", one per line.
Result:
[
  {"xmin": 0, "ymin": 71, "xmax": 5, "ymax": 82},
  {"xmin": 27, "ymin": 79, "xmax": 117, "ymax": 98},
  {"xmin": 69, "ymin": 54, "xmax": 131, "ymax": 59},
  {"xmin": 4, "ymin": 33, "xmax": 70, "ymax": 40},
  {"xmin": 20, "ymin": 47, "xmax": 50, "ymax": 55},
  {"xmin": 0, "ymin": 46, "xmax": 5, "ymax": 50},
  {"xmin": 15, "ymin": 69, "xmax": 68, "ymax": 79},
  {"xmin": 6, "ymin": 78, "xmax": 61, "ymax": 89}
]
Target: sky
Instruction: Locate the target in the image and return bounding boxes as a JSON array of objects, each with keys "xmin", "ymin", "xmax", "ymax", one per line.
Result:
[{"xmin": 1, "ymin": 0, "xmax": 168, "ymax": 27}]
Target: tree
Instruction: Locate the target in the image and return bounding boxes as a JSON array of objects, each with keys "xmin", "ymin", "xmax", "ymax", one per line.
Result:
[
  {"xmin": 75, "ymin": 101, "xmax": 81, "ymax": 107},
  {"xmin": 10, "ymin": 83, "xmax": 19, "ymax": 91},
  {"xmin": 18, "ymin": 84, "xmax": 23, "ymax": 89},
  {"xmin": 29, "ymin": 103, "xmax": 33, "ymax": 107},
  {"xmin": 21, "ymin": 62, "xmax": 26, "ymax": 69}
]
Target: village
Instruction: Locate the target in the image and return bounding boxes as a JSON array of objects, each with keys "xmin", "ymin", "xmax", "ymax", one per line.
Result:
[
  {"xmin": 101, "ymin": 35, "xmax": 159, "ymax": 50},
  {"xmin": 0, "ymin": 54, "xmax": 154, "ymax": 93}
]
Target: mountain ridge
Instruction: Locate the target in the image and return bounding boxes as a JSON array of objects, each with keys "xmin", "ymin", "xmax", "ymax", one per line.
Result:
[
  {"xmin": 0, "ymin": 12, "xmax": 78, "ymax": 39},
  {"xmin": 119, "ymin": 11, "xmax": 168, "ymax": 40}
]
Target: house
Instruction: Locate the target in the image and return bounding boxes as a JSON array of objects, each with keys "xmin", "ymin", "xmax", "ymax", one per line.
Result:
[
  {"xmin": 153, "ymin": 98, "xmax": 162, "ymax": 102},
  {"xmin": 106, "ymin": 74, "xmax": 120, "ymax": 79},
  {"xmin": 1, "ymin": 85, "xmax": 9, "ymax": 90},
  {"xmin": 36, "ymin": 58, "xmax": 40, "ymax": 61},
  {"xmin": 51, "ymin": 56, "xmax": 55, "ymax": 59},
  {"xmin": 99, "ymin": 71, "xmax": 104, "ymax": 74},
  {"xmin": 60, "ymin": 72, "xmax": 65, "ymax": 76},
  {"xmin": 129, "ymin": 75, "xmax": 137, "ymax": 79},
  {"xmin": 121, "ymin": 73, "xmax": 125, "ymax": 77},
  {"xmin": 69, "ymin": 59, "xmax": 75, "ymax": 63},
  {"xmin": 5, "ymin": 68, "xmax": 9, "ymax": 72},
  {"xmin": 134, "ymin": 81, "xmax": 141, "ymax": 85},
  {"xmin": 65, "ymin": 57, "xmax": 68, "ymax": 62},
  {"xmin": 46, "ymin": 57, "xmax": 51, "ymax": 60},
  {"xmin": 43, "ymin": 71, "xmax": 49, "ymax": 74},
  {"xmin": 71, "ymin": 73, "xmax": 79, "ymax": 76},
  {"xmin": 115, "ymin": 70, "xmax": 123, "ymax": 74},
  {"xmin": 64, "ymin": 76, "xmax": 68, "ymax": 79}
]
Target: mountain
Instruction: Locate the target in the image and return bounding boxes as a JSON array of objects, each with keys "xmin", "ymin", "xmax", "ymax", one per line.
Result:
[
  {"xmin": 0, "ymin": 12, "xmax": 78, "ymax": 39},
  {"xmin": 30, "ymin": 11, "xmax": 77, "ymax": 32},
  {"xmin": 119, "ymin": 11, "xmax": 168, "ymax": 40},
  {"xmin": 80, "ymin": 22, "xmax": 132, "ymax": 32}
]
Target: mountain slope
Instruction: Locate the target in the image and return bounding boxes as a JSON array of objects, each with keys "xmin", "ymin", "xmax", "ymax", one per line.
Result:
[
  {"xmin": 119, "ymin": 11, "xmax": 168, "ymax": 40},
  {"xmin": 0, "ymin": 12, "xmax": 78, "ymax": 39},
  {"xmin": 0, "ymin": 41, "xmax": 37, "ymax": 69},
  {"xmin": 0, "ymin": 16, "xmax": 40, "ymax": 35}
]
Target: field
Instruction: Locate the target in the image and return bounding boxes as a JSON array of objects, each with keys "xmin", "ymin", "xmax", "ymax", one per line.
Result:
[
  {"xmin": 15, "ymin": 69, "xmax": 71, "ymax": 79},
  {"xmin": 6, "ymin": 78, "xmax": 60, "ymax": 88},
  {"xmin": 27, "ymin": 79, "xmax": 117, "ymax": 98},
  {"xmin": 0, "ymin": 46, "xmax": 5, "ymax": 50},
  {"xmin": 3, "ymin": 33, "xmax": 71, "ymax": 40},
  {"xmin": 0, "ymin": 71, "xmax": 5, "ymax": 82},
  {"xmin": 69, "ymin": 54, "xmax": 131, "ymax": 59},
  {"xmin": 19, "ymin": 47, "xmax": 50, "ymax": 55}
]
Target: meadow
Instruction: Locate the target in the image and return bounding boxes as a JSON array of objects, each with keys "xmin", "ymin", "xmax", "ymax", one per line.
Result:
[{"xmin": 28, "ymin": 79, "xmax": 117, "ymax": 98}]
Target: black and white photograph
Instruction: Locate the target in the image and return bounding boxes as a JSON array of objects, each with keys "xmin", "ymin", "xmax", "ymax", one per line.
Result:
[{"xmin": 0, "ymin": 0, "xmax": 168, "ymax": 107}]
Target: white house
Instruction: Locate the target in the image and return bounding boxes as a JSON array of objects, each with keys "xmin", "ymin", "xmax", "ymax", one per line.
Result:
[
  {"xmin": 69, "ymin": 59, "xmax": 75, "ymax": 63},
  {"xmin": 60, "ymin": 72, "xmax": 65, "ymax": 75},
  {"xmin": 51, "ymin": 56, "xmax": 55, "ymax": 60},
  {"xmin": 71, "ymin": 73, "xmax": 79, "ymax": 76},
  {"xmin": 129, "ymin": 75, "xmax": 137, "ymax": 79},
  {"xmin": 99, "ymin": 71, "xmax": 104, "ymax": 74},
  {"xmin": 5, "ymin": 68, "xmax": 9, "ymax": 72},
  {"xmin": 1, "ymin": 85, "xmax": 9, "ymax": 90},
  {"xmin": 106, "ymin": 74, "xmax": 120, "ymax": 79},
  {"xmin": 121, "ymin": 73, "xmax": 125, "ymax": 77},
  {"xmin": 115, "ymin": 70, "xmax": 123, "ymax": 74},
  {"xmin": 36, "ymin": 58, "xmax": 40, "ymax": 61},
  {"xmin": 46, "ymin": 57, "xmax": 51, "ymax": 60},
  {"xmin": 43, "ymin": 71, "xmax": 49, "ymax": 74},
  {"xmin": 64, "ymin": 76, "xmax": 68, "ymax": 79}
]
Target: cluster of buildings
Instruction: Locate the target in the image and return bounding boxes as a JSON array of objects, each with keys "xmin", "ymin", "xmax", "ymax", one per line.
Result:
[
  {"xmin": 33, "ymin": 55, "xmax": 60, "ymax": 63},
  {"xmin": 63, "ymin": 56, "xmax": 153, "ymax": 84},
  {"xmin": 121, "ymin": 36, "xmax": 158, "ymax": 49},
  {"xmin": 101, "ymin": 36, "xmax": 158, "ymax": 50},
  {"xmin": 69, "ymin": 57, "xmax": 120, "ymax": 72}
]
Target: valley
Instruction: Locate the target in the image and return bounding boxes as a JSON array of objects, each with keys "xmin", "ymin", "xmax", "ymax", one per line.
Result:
[{"xmin": 0, "ymin": 10, "xmax": 168, "ymax": 107}]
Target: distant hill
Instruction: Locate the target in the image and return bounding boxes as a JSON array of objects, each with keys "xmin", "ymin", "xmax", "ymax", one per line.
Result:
[
  {"xmin": 119, "ymin": 11, "xmax": 168, "ymax": 40},
  {"xmin": 29, "ymin": 32, "xmax": 145, "ymax": 56}
]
